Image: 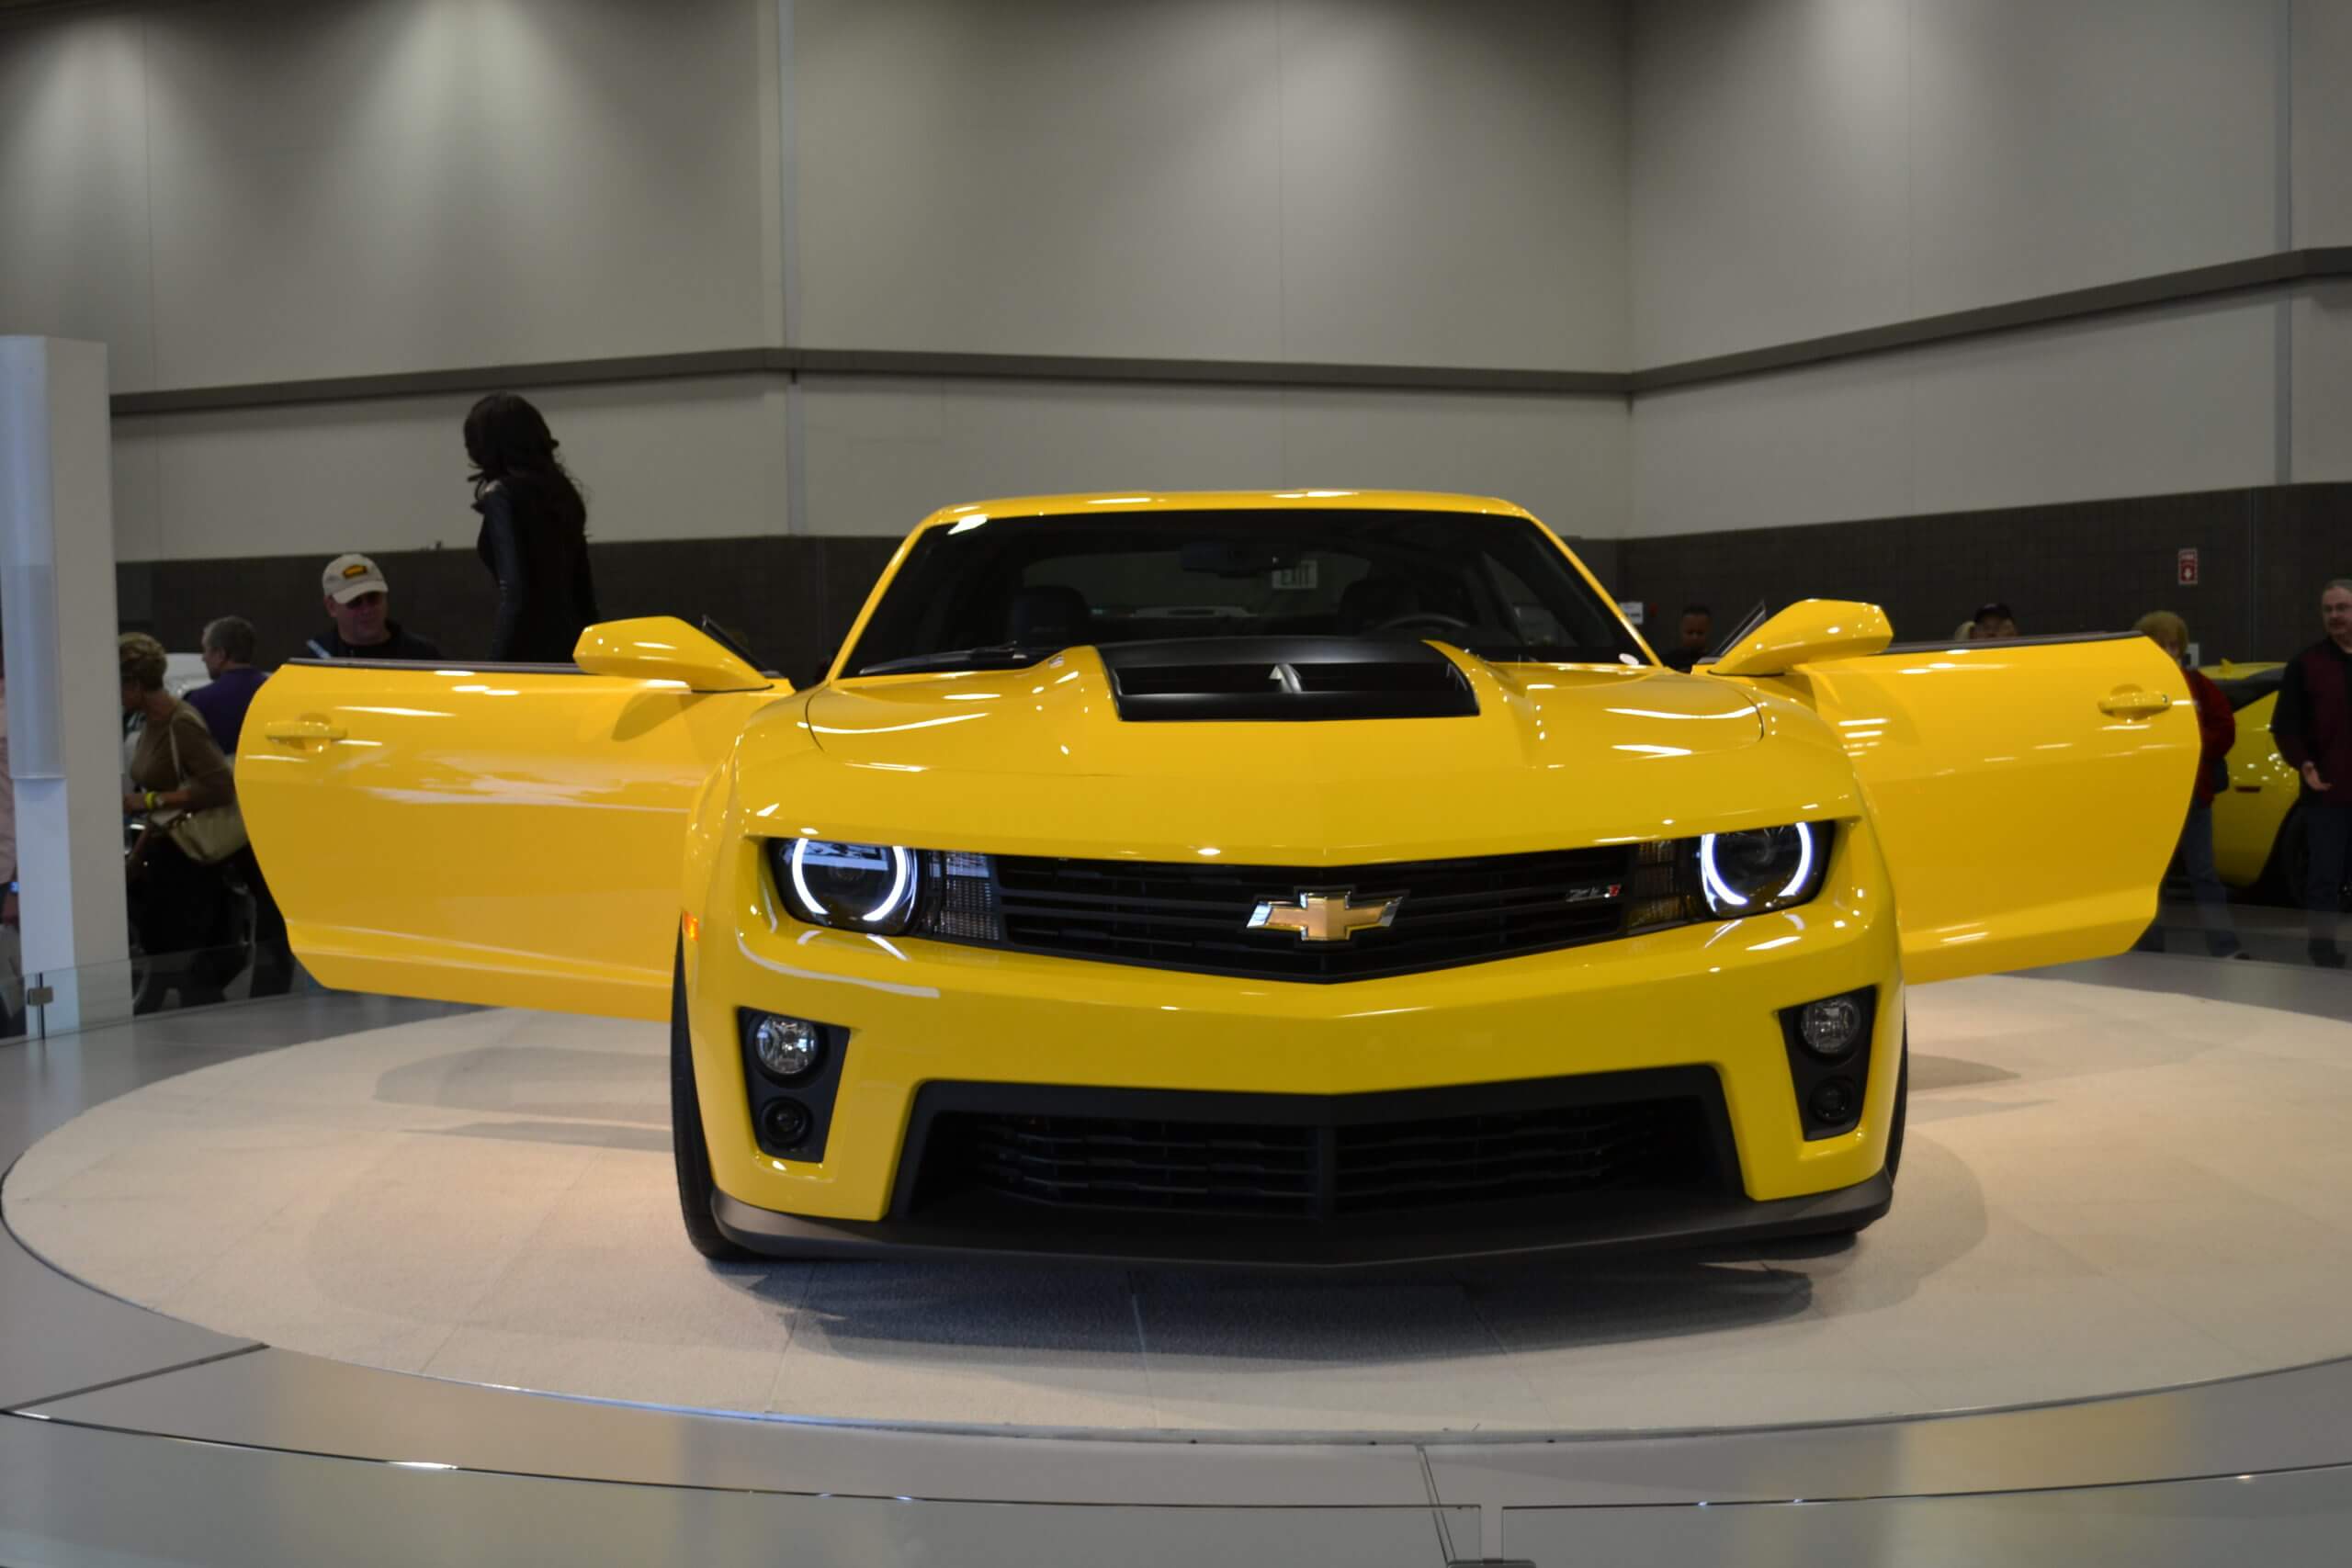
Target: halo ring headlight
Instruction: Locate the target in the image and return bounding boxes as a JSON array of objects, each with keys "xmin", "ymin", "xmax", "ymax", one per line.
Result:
[
  {"xmin": 1697, "ymin": 822, "xmax": 1825, "ymax": 918},
  {"xmin": 782, "ymin": 839, "xmax": 921, "ymax": 932},
  {"xmin": 1776, "ymin": 821, "xmax": 1815, "ymax": 898}
]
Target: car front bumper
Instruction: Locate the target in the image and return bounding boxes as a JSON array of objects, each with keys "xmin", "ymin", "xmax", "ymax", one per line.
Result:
[
  {"xmin": 711, "ymin": 1169, "xmax": 1894, "ymax": 1269},
  {"xmin": 684, "ymin": 818, "xmax": 1905, "ymax": 1264}
]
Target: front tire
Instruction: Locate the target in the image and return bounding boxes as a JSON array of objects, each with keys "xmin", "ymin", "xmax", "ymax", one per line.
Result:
[
  {"xmin": 1883, "ymin": 1029, "xmax": 1908, "ymax": 1181},
  {"xmin": 672, "ymin": 944, "xmax": 753, "ymax": 1262},
  {"xmin": 2256, "ymin": 807, "xmax": 2308, "ymax": 908}
]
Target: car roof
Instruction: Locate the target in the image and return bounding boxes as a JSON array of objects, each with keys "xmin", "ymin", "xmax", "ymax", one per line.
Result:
[{"xmin": 913, "ymin": 490, "xmax": 1541, "ymax": 528}]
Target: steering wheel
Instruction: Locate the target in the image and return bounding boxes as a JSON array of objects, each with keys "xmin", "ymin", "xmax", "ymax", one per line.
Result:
[{"xmin": 1374, "ymin": 611, "xmax": 1473, "ymax": 636}]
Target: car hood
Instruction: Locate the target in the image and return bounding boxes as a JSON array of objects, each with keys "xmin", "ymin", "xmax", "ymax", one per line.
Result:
[
  {"xmin": 804, "ymin": 649, "xmax": 1760, "ymax": 773},
  {"xmin": 743, "ymin": 648, "xmax": 1852, "ymax": 863}
]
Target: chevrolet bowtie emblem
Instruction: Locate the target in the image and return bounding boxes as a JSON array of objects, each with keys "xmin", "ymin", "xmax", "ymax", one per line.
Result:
[{"xmin": 1247, "ymin": 890, "xmax": 1401, "ymax": 942}]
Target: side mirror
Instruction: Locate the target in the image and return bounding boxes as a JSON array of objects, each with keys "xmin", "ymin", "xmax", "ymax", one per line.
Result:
[
  {"xmin": 573, "ymin": 617, "xmax": 777, "ymax": 693},
  {"xmin": 1707, "ymin": 599, "xmax": 1893, "ymax": 678}
]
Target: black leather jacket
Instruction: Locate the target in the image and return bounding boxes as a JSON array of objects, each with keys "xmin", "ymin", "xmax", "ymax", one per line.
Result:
[{"xmin": 475, "ymin": 480, "xmax": 600, "ymax": 663}]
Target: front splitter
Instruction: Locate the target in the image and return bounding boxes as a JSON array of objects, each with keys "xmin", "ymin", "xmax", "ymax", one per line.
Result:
[{"xmin": 710, "ymin": 1168, "xmax": 1893, "ymax": 1270}]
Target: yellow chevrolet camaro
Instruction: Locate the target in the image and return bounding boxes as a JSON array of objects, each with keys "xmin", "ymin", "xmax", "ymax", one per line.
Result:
[{"xmin": 241, "ymin": 491, "xmax": 2193, "ymax": 1267}]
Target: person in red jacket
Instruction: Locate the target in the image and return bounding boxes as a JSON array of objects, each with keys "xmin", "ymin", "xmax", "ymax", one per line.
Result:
[
  {"xmin": 2271, "ymin": 580, "xmax": 2352, "ymax": 967},
  {"xmin": 2135, "ymin": 613, "xmax": 2244, "ymax": 958}
]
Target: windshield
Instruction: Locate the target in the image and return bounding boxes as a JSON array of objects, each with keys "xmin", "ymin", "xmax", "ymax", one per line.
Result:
[{"xmin": 843, "ymin": 510, "xmax": 1645, "ymax": 676}]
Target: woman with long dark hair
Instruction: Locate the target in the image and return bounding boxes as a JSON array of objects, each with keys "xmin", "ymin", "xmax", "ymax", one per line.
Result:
[{"xmin": 464, "ymin": 392, "xmax": 600, "ymax": 662}]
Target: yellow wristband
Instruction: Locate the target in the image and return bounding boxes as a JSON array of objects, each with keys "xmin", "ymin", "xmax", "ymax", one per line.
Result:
[{"xmin": 143, "ymin": 791, "xmax": 160, "ymax": 810}]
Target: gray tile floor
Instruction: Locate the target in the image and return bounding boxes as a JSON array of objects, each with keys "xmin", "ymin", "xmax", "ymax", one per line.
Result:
[
  {"xmin": 9, "ymin": 961, "xmax": 2352, "ymax": 1563},
  {"xmin": 13, "ymin": 974, "xmax": 2352, "ymax": 1433}
]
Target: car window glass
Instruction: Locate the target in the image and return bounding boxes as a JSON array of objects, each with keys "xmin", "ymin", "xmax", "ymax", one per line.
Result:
[{"xmin": 846, "ymin": 511, "xmax": 1643, "ymax": 674}]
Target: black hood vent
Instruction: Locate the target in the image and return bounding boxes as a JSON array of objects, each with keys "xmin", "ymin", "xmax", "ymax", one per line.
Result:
[{"xmin": 1099, "ymin": 637, "xmax": 1478, "ymax": 722}]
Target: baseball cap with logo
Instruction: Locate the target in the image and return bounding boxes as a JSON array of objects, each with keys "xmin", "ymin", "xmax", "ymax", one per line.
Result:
[{"xmin": 322, "ymin": 553, "xmax": 389, "ymax": 604}]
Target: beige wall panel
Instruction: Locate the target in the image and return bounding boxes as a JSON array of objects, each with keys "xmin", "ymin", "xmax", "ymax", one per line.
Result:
[
  {"xmin": 796, "ymin": 0, "xmax": 1624, "ymax": 368},
  {"xmin": 798, "ymin": 377, "xmax": 1289, "ymax": 536},
  {"xmin": 1630, "ymin": 0, "xmax": 1910, "ymax": 367},
  {"xmin": 1905, "ymin": 0, "xmax": 2274, "ymax": 320},
  {"xmin": 1272, "ymin": 389, "xmax": 1626, "ymax": 536},
  {"xmin": 797, "ymin": 376, "xmax": 1626, "ymax": 540},
  {"xmin": 793, "ymin": 0, "xmax": 1286, "ymax": 360},
  {"xmin": 0, "ymin": 14, "xmax": 158, "ymax": 390},
  {"xmin": 135, "ymin": 0, "xmax": 771, "ymax": 387},
  {"xmin": 1630, "ymin": 355, "xmax": 1914, "ymax": 536},
  {"xmin": 2292, "ymin": 283, "xmax": 2352, "ymax": 482},
  {"xmin": 108, "ymin": 422, "xmax": 164, "ymax": 563},
  {"xmin": 2293, "ymin": 0, "xmax": 2352, "ymax": 246},
  {"xmin": 1632, "ymin": 0, "xmax": 2278, "ymax": 367},
  {"xmin": 1906, "ymin": 297, "xmax": 2275, "ymax": 514},
  {"xmin": 1632, "ymin": 300, "xmax": 2276, "ymax": 537},
  {"xmin": 121, "ymin": 377, "xmax": 788, "ymax": 561},
  {"xmin": 1275, "ymin": 0, "xmax": 1626, "ymax": 369}
]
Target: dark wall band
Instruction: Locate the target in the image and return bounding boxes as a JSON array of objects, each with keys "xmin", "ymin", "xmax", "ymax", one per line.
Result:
[
  {"xmin": 116, "ymin": 483, "xmax": 2349, "ymax": 689},
  {"xmin": 104, "ymin": 248, "xmax": 2352, "ymax": 417},
  {"xmin": 1612, "ymin": 483, "xmax": 2352, "ymax": 666},
  {"xmin": 119, "ymin": 535, "xmax": 904, "ymax": 690}
]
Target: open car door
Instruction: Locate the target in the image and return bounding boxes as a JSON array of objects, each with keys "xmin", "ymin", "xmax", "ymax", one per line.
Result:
[
  {"xmin": 1716, "ymin": 625, "xmax": 2195, "ymax": 983},
  {"xmin": 237, "ymin": 619, "xmax": 784, "ymax": 1020}
]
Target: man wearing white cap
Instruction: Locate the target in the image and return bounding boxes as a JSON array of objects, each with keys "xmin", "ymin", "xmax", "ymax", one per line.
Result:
[{"xmin": 307, "ymin": 553, "xmax": 443, "ymax": 661}]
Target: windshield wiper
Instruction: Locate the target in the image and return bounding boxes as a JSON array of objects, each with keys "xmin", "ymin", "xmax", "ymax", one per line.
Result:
[{"xmin": 854, "ymin": 642, "xmax": 1067, "ymax": 676}]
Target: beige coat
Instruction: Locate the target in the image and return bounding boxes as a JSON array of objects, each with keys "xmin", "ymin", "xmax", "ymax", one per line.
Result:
[{"xmin": 128, "ymin": 701, "xmax": 235, "ymax": 813}]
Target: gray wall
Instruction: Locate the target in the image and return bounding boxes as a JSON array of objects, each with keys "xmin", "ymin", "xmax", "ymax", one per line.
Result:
[
  {"xmin": 2293, "ymin": 0, "xmax": 2352, "ymax": 247},
  {"xmin": 2296, "ymin": 283, "xmax": 2352, "ymax": 484},
  {"xmin": 1622, "ymin": 0, "xmax": 2352, "ymax": 538},
  {"xmin": 1, "ymin": 0, "xmax": 1634, "ymax": 580},
  {"xmin": 797, "ymin": 377, "xmax": 1625, "ymax": 536},
  {"xmin": 1629, "ymin": 0, "xmax": 2280, "ymax": 367},
  {"xmin": 794, "ymin": 0, "xmax": 1627, "ymax": 370},
  {"xmin": 0, "ymin": 0, "xmax": 780, "ymax": 392},
  {"xmin": 6, "ymin": 0, "xmax": 2349, "ymax": 624},
  {"xmin": 1631, "ymin": 293, "xmax": 2282, "ymax": 536}
]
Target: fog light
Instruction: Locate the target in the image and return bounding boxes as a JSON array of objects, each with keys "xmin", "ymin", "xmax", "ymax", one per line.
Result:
[
  {"xmin": 760, "ymin": 1099, "xmax": 812, "ymax": 1150},
  {"xmin": 1799, "ymin": 995, "xmax": 1865, "ymax": 1058},
  {"xmin": 1808, "ymin": 1077, "xmax": 1857, "ymax": 1125},
  {"xmin": 751, "ymin": 1014, "xmax": 821, "ymax": 1080}
]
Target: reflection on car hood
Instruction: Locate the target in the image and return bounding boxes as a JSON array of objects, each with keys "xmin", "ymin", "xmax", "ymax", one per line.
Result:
[
  {"xmin": 804, "ymin": 647, "xmax": 1761, "ymax": 773},
  {"xmin": 741, "ymin": 648, "xmax": 1841, "ymax": 864}
]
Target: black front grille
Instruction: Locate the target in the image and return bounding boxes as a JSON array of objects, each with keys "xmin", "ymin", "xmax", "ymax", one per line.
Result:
[
  {"xmin": 912, "ymin": 1075, "xmax": 1725, "ymax": 1224},
  {"xmin": 989, "ymin": 845, "xmax": 1638, "ymax": 981},
  {"xmin": 1333, "ymin": 1098, "xmax": 1702, "ymax": 1214},
  {"xmin": 944, "ymin": 1115, "xmax": 1319, "ymax": 1217}
]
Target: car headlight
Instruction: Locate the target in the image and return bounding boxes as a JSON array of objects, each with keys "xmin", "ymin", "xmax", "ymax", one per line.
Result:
[
  {"xmin": 776, "ymin": 839, "xmax": 920, "ymax": 932},
  {"xmin": 1697, "ymin": 822, "xmax": 1826, "ymax": 917}
]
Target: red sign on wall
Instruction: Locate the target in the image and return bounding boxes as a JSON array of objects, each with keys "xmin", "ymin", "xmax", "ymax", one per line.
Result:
[{"xmin": 2177, "ymin": 547, "xmax": 2199, "ymax": 587}]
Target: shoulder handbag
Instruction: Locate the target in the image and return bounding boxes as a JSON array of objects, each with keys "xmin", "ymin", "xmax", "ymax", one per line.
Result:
[{"xmin": 154, "ymin": 719, "xmax": 250, "ymax": 866}]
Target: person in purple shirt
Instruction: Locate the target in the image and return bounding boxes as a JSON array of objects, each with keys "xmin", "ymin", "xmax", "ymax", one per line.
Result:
[
  {"xmin": 185, "ymin": 615, "xmax": 294, "ymax": 995},
  {"xmin": 187, "ymin": 616, "xmax": 268, "ymax": 755}
]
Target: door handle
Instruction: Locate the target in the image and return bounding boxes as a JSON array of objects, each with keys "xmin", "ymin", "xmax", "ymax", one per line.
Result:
[
  {"xmin": 2098, "ymin": 691, "xmax": 2173, "ymax": 717},
  {"xmin": 262, "ymin": 718, "xmax": 346, "ymax": 743}
]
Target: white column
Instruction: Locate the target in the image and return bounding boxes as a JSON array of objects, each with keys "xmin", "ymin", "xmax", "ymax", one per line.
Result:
[{"xmin": 0, "ymin": 337, "xmax": 132, "ymax": 1033}]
